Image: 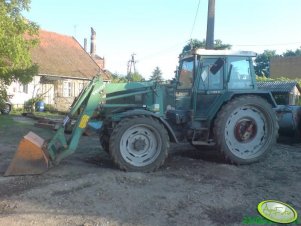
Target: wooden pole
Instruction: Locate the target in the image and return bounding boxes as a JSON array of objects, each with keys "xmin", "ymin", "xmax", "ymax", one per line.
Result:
[{"xmin": 205, "ymin": 0, "xmax": 215, "ymax": 49}]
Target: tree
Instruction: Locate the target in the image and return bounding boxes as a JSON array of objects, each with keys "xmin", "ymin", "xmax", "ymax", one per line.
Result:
[
  {"xmin": 0, "ymin": 0, "xmax": 39, "ymax": 105},
  {"xmin": 182, "ymin": 39, "xmax": 231, "ymax": 53},
  {"xmin": 150, "ymin": 66, "xmax": 163, "ymax": 82},
  {"xmin": 126, "ymin": 72, "xmax": 145, "ymax": 82},
  {"xmin": 111, "ymin": 73, "xmax": 127, "ymax": 83},
  {"xmin": 282, "ymin": 48, "xmax": 301, "ymax": 57},
  {"xmin": 254, "ymin": 50, "xmax": 278, "ymax": 77}
]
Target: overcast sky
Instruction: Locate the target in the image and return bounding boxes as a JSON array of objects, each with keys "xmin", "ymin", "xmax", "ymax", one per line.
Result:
[{"xmin": 25, "ymin": 0, "xmax": 301, "ymax": 79}]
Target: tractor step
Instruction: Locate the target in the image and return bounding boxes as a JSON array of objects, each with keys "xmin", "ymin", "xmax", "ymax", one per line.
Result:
[{"xmin": 192, "ymin": 140, "xmax": 215, "ymax": 146}]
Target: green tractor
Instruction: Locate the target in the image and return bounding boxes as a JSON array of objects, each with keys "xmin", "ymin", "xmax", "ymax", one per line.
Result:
[{"xmin": 5, "ymin": 49, "xmax": 279, "ymax": 176}]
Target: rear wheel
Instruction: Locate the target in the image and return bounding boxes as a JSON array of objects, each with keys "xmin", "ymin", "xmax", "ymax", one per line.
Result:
[
  {"xmin": 1, "ymin": 103, "xmax": 11, "ymax": 115},
  {"xmin": 214, "ymin": 95, "xmax": 278, "ymax": 164},
  {"xmin": 109, "ymin": 116, "xmax": 169, "ymax": 172}
]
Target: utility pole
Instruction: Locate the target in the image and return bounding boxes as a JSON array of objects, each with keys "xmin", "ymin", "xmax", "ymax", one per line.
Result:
[
  {"xmin": 205, "ymin": 0, "xmax": 215, "ymax": 49},
  {"xmin": 127, "ymin": 53, "xmax": 137, "ymax": 76}
]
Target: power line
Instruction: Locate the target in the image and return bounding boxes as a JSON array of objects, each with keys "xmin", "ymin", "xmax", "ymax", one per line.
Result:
[
  {"xmin": 233, "ymin": 42, "xmax": 301, "ymax": 47},
  {"xmin": 190, "ymin": 0, "xmax": 201, "ymax": 39},
  {"xmin": 138, "ymin": 40, "xmax": 188, "ymax": 62}
]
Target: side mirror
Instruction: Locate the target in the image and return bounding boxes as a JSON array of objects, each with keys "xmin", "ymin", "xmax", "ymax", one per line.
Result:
[{"xmin": 210, "ymin": 58, "xmax": 224, "ymax": 74}]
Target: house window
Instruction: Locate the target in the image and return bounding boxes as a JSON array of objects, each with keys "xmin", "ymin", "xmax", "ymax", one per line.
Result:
[
  {"xmin": 63, "ymin": 81, "xmax": 72, "ymax": 97},
  {"xmin": 23, "ymin": 84, "xmax": 28, "ymax": 94},
  {"xmin": 18, "ymin": 84, "xmax": 28, "ymax": 93},
  {"xmin": 79, "ymin": 82, "xmax": 84, "ymax": 94}
]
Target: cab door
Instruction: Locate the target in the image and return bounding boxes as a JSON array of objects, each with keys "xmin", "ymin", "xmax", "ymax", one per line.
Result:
[
  {"xmin": 194, "ymin": 57, "xmax": 225, "ymax": 119},
  {"xmin": 175, "ymin": 57, "xmax": 195, "ymax": 110}
]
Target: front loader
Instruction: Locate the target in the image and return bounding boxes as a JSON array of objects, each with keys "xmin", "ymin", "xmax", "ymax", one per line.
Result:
[{"xmin": 5, "ymin": 49, "xmax": 300, "ymax": 176}]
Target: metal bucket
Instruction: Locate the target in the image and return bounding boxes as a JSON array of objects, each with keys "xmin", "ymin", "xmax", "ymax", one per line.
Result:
[{"xmin": 4, "ymin": 132, "xmax": 50, "ymax": 176}]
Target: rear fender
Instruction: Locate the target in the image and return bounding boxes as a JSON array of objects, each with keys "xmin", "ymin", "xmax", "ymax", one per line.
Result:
[{"xmin": 230, "ymin": 92, "xmax": 277, "ymax": 108}]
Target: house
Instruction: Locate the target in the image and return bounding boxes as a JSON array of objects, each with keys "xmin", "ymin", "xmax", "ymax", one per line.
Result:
[
  {"xmin": 270, "ymin": 56, "xmax": 301, "ymax": 79},
  {"xmin": 7, "ymin": 29, "xmax": 110, "ymax": 111},
  {"xmin": 257, "ymin": 81, "xmax": 301, "ymax": 105}
]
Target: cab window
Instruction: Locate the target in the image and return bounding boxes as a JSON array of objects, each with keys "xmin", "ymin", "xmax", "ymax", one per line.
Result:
[
  {"xmin": 178, "ymin": 59, "xmax": 194, "ymax": 89},
  {"xmin": 228, "ymin": 57, "xmax": 253, "ymax": 89},
  {"xmin": 198, "ymin": 58, "xmax": 224, "ymax": 90}
]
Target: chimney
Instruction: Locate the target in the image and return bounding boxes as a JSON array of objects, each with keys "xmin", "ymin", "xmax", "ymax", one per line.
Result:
[
  {"xmin": 90, "ymin": 27, "xmax": 96, "ymax": 57},
  {"xmin": 84, "ymin": 38, "xmax": 87, "ymax": 52}
]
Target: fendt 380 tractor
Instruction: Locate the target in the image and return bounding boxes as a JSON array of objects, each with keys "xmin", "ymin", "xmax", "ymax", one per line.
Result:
[{"xmin": 5, "ymin": 49, "xmax": 280, "ymax": 176}]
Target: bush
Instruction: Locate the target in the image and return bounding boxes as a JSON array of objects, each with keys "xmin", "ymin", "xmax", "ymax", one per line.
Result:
[
  {"xmin": 11, "ymin": 108, "xmax": 23, "ymax": 114},
  {"xmin": 44, "ymin": 104, "xmax": 57, "ymax": 113},
  {"xmin": 25, "ymin": 96, "xmax": 44, "ymax": 112}
]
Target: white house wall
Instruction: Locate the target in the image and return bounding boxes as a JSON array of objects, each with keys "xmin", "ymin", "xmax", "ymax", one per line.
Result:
[
  {"xmin": 7, "ymin": 76, "xmax": 55, "ymax": 108},
  {"xmin": 7, "ymin": 75, "xmax": 107, "ymax": 111}
]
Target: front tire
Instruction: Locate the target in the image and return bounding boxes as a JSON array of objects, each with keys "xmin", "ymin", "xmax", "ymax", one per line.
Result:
[
  {"xmin": 109, "ymin": 116, "xmax": 169, "ymax": 172},
  {"xmin": 214, "ymin": 95, "xmax": 278, "ymax": 164}
]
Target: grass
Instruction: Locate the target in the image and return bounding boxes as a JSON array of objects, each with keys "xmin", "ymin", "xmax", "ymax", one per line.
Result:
[
  {"xmin": 0, "ymin": 115, "xmax": 15, "ymax": 128},
  {"xmin": 10, "ymin": 109, "xmax": 65, "ymax": 120},
  {"xmin": 33, "ymin": 111, "xmax": 63, "ymax": 117}
]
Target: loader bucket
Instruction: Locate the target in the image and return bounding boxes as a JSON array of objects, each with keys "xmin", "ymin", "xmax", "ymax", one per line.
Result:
[{"xmin": 4, "ymin": 132, "xmax": 50, "ymax": 176}]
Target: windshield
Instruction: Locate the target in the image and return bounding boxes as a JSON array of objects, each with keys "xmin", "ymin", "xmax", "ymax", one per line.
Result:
[{"xmin": 178, "ymin": 58, "xmax": 194, "ymax": 89}]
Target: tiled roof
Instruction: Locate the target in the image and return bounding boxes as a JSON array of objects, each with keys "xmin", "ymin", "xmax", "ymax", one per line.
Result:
[
  {"xmin": 257, "ymin": 81, "xmax": 301, "ymax": 93},
  {"xmin": 31, "ymin": 30, "xmax": 109, "ymax": 80}
]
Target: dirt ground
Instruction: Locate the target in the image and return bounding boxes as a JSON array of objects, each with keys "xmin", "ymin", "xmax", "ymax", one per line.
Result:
[{"xmin": 0, "ymin": 115, "xmax": 300, "ymax": 226}]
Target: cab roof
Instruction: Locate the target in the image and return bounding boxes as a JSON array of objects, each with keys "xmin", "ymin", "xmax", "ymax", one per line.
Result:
[{"xmin": 181, "ymin": 49, "xmax": 257, "ymax": 59}]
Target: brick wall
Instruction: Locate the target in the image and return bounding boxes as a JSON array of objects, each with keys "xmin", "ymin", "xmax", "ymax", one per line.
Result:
[{"xmin": 270, "ymin": 56, "xmax": 301, "ymax": 79}]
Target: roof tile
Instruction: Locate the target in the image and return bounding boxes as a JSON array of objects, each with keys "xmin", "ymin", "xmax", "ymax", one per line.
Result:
[{"xmin": 31, "ymin": 30, "xmax": 109, "ymax": 80}]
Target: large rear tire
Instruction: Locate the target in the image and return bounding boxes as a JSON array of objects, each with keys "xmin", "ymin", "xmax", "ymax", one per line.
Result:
[
  {"xmin": 109, "ymin": 116, "xmax": 169, "ymax": 172},
  {"xmin": 214, "ymin": 95, "xmax": 278, "ymax": 164}
]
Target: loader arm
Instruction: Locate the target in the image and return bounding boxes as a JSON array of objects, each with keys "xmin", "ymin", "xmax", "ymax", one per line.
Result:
[{"xmin": 46, "ymin": 77, "xmax": 105, "ymax": 163}]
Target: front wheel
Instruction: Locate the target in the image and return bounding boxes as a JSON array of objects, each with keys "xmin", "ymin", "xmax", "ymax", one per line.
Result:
[
  {"xmin": 109, "ymin": 116, "xmax": 169, "ymax": 172},
  {"xmin": 214, "ymin": 96, "xmax": 278, "ymax": 164}
]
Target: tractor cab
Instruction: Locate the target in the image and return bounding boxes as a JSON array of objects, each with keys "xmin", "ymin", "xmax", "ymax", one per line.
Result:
[{"xmin": 176, "ymin": 49, "xmax": 257, "ymax": 119}]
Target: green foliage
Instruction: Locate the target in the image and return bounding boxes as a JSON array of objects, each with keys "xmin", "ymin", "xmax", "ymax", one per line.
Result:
[
  {"xmin": 256, "ymin": 75, "xmax": 301, "ymax": 85},
  {"xmin": 0, "ymin": 100, "xmax": 5, "ymax": 111},
  {"xmin": 254, "ymin": 50, "xmax": 278, "ymax": 77},
  {"xmin": 25, "ymin": 96, "xmax": 43, "ymax": 112},
  {"xmin": 111, "ymin": 73, "xmax": 128, "ymax": 83},
  {"xmin": 0, "ymin": 0, "xmax": 39, "ymax": 101},
  {"xmin": 182, "ymin": 39, "xmax": 231, "ymax": 53},
  {"xmin": 150, "ymin": 66, "xmax": 163, "ymax": 82},
  {"xmin": 282, "ymin": 48, "xmax": 301, "ymax": 57},
  {"xmin": 126, "ymin": 72, "xmax": 145, "ymax": 82},
  {"xmin": 111, "ymin": 72, "xmax": 145, "ymax": 83},
  {"xmin": 44, "ymin": 104, "xmax": 57, "ymax": 113},
  {"xmin": 255, "ymin": 75, "xmax": 273, "ymax": 82},
  {"xmin": 11, "ymin": 107, "xmax": 23, "ymax": 114}
]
